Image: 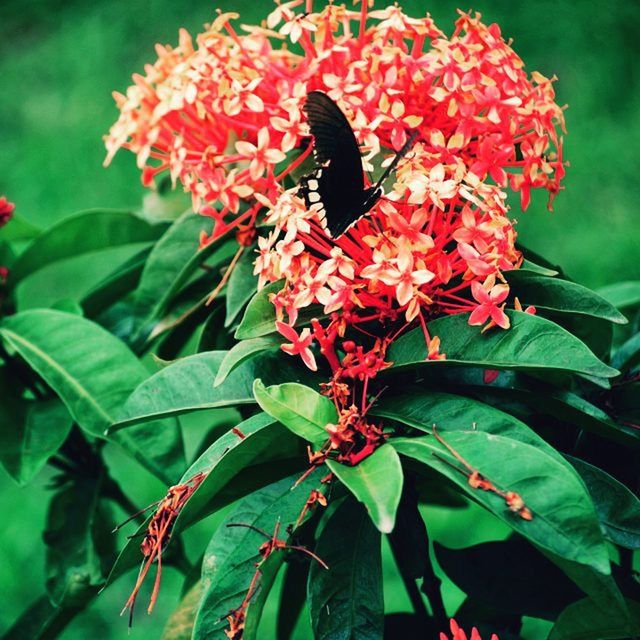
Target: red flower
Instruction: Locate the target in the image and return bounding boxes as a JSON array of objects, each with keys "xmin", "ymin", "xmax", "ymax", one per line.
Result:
[
  {"xmin": 440, "ymin": 618, "xmax": 499, "ymax": 640},
  {"xmin": 0, "ymin": 197, "xmax": 15, "ymax": 228},
  {"xmin": 276, "ymin": 321, "xmax": 317, "ymax": 371},
  {"xmin": 468, "ymin": 276, "xmax": 510, "ymax": 330}
]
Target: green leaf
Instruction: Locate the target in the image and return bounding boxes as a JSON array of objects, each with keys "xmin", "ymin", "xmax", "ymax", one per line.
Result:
[
  {"xmin": 0, "ymin": 215, "xmax": 41, "ymax": 243},
  {"xmin": 161, "ymin": 581, "xmax": 201, "ymax": 640},
  {"xmin": 0, "ymin": 310, "xmax": 185, "ymax": 484},
  {"xmin": 44, "ymin": 474, "xmax": 108, "ymax": 607},
  {"xmin": 104, "ymin": 414, "xmax": 302, "ymax": 588},
  {"xmin": 326, "ymin": 445, "xmax": 403, "ymax": 533},
  {"xmin": 80, "ymin": 246, "xmax": 150, "ymax": 318},
  {"xmin": 7, "ymin": 209, "xmax": 163, "ymax": 286},
  {"xmin": 0, "ymin": 390, "xmax": 72, "ymax": 485},
  {"xmin": 214, "ymin": 336, "xmax": 281, "ymax": 387},
  {"xmin": 434, "ymin": 539, "xmax": 581, "ymax": 620},
  {"xmin": 112, "ymin": 350, "xmax": 310, "ymax": 429},
  {"xmin": 507, "ymin": 275, "xmax": 627, "ymax": 324},
  {"xmin": 517, "ymin": 258, "xmax": 558, "ymax": 277},
  {"xmin": 373, "ymin": 390, "xmax": 564, "ymax": 461},
  {"xmin": 567, "ymin": 456, "xmax": 640, "ymax": 549},
  {"xmin": 235, "ymin": 279, "xmax": 325, "ymax": 340},
  {"xmin": 225, "ymin": 246, "xmax": 259, "ymax": 327},
  {"xmin": 549, "ymin": 598, "xmax": 640, "ymax": 640},
  {"xmin": 131, "ymin": 210, "xmax": 233, "ymax": 339},
  {"xmin": 596, "ymin": 281, "xmax": 640, "ymax": 310},
  {"xmin": 386, "ymin": 311, "xmax": 619, "ymax": 379},
  {"xmin": 235, "ymin": 280, "xmax": 284, "ymax": 339},
  {"xmin": 192, "ymin": 469, "xmax": 327, "ymax": 640},
  {"xmin": 612, "ymin": 331, "xmax": 640, "ymax": 372},
  {"xmin": 392, "ymin": 432, "xmax": 609, "ymax": 573},
  {"xmin": 308, "ymin": 498, "xmax": 384, "ymax": 640},
  {"xmin": 253, "ymin": 380, "xmax": 334, "ymax": 446}
]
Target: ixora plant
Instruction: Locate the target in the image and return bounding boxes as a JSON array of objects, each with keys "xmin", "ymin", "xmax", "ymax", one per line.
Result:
[{"xmin": 2, "ymin": 2, "xmax": 640, "ymax": 639}]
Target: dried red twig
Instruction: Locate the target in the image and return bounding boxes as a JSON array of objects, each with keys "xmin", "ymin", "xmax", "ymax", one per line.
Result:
[
  {"xmin": 121, "ymin": 471, "xmax": 207, "ymax": 625},
  {"xmin": 432, "ymin": 426, "xmax": 533, "ymax": 521}
]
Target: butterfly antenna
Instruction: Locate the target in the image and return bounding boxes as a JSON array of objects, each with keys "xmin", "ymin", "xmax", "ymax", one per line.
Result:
[{"xmin": 373, "ymin": 131, "xmax": 418, "ymax": 192}]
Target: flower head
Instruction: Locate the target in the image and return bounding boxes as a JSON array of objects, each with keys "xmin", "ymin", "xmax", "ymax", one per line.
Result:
[
  {"xmin": 440, "ymin": 618, "xmax": 499, "ymax": 640},
  {"xmin": 0, "ymin": 197, "xmax": 15, "ymax": 228}
]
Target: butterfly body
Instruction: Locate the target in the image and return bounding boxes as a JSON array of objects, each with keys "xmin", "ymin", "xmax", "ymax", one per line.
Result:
[{"xmin": 298, "ymin": 90, "xmax": 415, "ymax": 238}]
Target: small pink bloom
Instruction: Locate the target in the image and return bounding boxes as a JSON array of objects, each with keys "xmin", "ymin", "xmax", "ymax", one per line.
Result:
[
  {"xmin": 276, "ymin": 321, "xmax": 317, "ymax": 371},
  {"xmin": 469, "ymin": 279, "xmax": 510, "ymax": 329}
]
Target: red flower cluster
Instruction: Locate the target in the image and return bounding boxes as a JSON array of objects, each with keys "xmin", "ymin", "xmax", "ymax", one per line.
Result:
[
  {"xmin": 441, "ymin": 618, "xmax": 499, "ymax": 640},
  {"xmin": 105, "ymin": 2, "xmax": 564, "ymax": 462}
]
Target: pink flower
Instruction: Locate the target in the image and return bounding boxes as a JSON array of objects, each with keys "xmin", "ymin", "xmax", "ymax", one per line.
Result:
[
  {"xmin": 235, "ymin": 128, "xmax": 286, "ymax": 181},
  {"xmin": 276, "ymin": 321, "xmax": 317, "ymax": 371},
  {"xmin": 469, "ymin": 278, "xmax": 510, "ymax": 329}
]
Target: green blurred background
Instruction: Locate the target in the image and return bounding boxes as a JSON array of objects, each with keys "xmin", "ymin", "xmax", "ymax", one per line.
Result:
[{"xmin": 0, "ymin": 0, "xmax": 638, "ymax": 637}]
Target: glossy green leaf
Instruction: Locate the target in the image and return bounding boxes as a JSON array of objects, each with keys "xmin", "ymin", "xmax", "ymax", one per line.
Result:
[
  {"xmin": 0, "ymin": 215, "xmax": 41, "ymax": 243},
  {"xmin": 132, "ymin": 210, "xmax": 234, "ymax": 339},
  {"xmin": 507, "ymin": 275, "xmax": 627, "ymax": 324},
  {"xmin": 308, "ymin": 498, "xmax": 383, "ymax": 640},
  {"xmin": 327, "ymin": 445, "xmax": 403, "ymax": 533},
  {"xmin": 214, "ymin": 336, "xmax": 281, "ymax": 387},
  {"xmin": 192, "ymin": 469, "xmax": 327, "ymax": 640},
  {"xmin": 0, "ymin": 389, "xmax": 72, "ymax": 486},
  {"xmin": 225, "ymin": 246, "xmax": 259, "ymax": 327},
  {"xmin": 373, "ymin": 390, "xmax": 564, "ymax": 461},
  {"xmin": 567, "ymin": 456, "xmax": 640, "ymax": 549},
  {"xmin": 549, "ymin": 598, "xmax": 640, "ymax": 640},
  {"xmin": 596, "ymin": 281, "xmax": 640, "ymax": 310},
  {"xmin": 387, "ymin": 311, "xmax": 619, "ymax": 379},
  {"xmin": 235, "ymin": 280, "xmax": 284, "ymax": 339},
  {"xmin": 392, "ymin": 432, "xmax": 609, "ymax": 573},
  {"xmin": 516, "ymin": 259, "xmax": 558, "ymax": 277},
  {"xmin": 253, "ymin": 380, "xmax": 334, "ymax": 446},
  {"xmin": 112, "ymin": 350, "xmax": 310, "ymax": 429},
  {"xmin": 0, "ymin": 310, "xmax": 185, "ymax": 483},
  {"xmin": 44, "ymin": 475, "xmax": 108, "ymax": 607},
  {"xmin": 235, "ymin": 279, "xmax": 325, "ymax": 340},
  {"xmin": 8, "ymin": 209, "xmax": 163, "ymax": 286}
]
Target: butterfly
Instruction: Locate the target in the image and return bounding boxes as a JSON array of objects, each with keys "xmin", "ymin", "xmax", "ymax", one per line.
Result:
[{"xmin": 298, "ymin": 90, "xmax": 417, "ymax": 238}]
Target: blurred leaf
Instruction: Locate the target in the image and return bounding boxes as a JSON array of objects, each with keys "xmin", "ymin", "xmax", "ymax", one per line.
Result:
[
  {"xmin": 43, "ymin": 474, "xmax": 107, "ymax": 607},
  {"xmin": 214, "ymin": 337, "xmax": 280, "ymax": 387},
  {"xmin": 0, "ymin": 215, "xmax": 41, "ymax": 243},
  {"xmin": 596, "ymin": 281, "xmax": 640, "ymax": 310},
  {"xmin": 434, "ymin": 539, "xmax": 581, "ymax": 619},
  {"xmin": 327, "ymin": 445, "xmax": 403, "ymax": 534},
  {"xmin": 387, "ymin": 311, "xmax": 619, "ymax": 379},
  {"xmin": 7, "ymin": 209, "xmax": 163, "ymax": 286},
  {"xmin": 111, "ymin": 350, "xmax": 310, "ymax": 429},
  {"xmin": 0, "ymin": 310, "xmax": 185, "ymax": 483},
  {"xmin": 80, "ymin": 246, "xmax": 150, "ymax": 318},
  {"xmin": 197, "ymin": 299, "xmax": 232, "ymax": 351},
  {"xmin": 548, "ymin": 597, "xmax": 640, "ymax": 640},
  {"xmin": 132, "ymin": 210, "xmax": 234, "ymax": 340},
  {"xmin": 253, "ymin": 380, "xmax": 334, "ymax": 446},
  {"xmin": 308, "ymin": 498, "xmax": 383, "ymax": 640},
  {"xmin": 392, "ymin": 432, "xmax": 609, "ymax": 573},
  {"xmin": 192, "ymin": 469, "xmax": 327, "ymax": 640},
  {"xmin": 507, "ymin": 275, "xmax": 627, "ymax": 324},
  {"xmin": 161, "ymin": 581, "xmax": 201, "ymax": 640},
  {"xmin": 225, "ymin": 246, "xmax": 258, "ymax": 327},
  {"xmin": 1, "ymin": 594, "xmax": 79, "ymax": 640},
  {"xmin": 609, "ymin": 380, "xmax": 640, "ymax": 424},
  {"xmin": 0, "ymin": 379, "xmax": 72, "ymax": 485},
  {"xmin": 567, "ymin": 455, "xmax": 640, "ymax": 549}
]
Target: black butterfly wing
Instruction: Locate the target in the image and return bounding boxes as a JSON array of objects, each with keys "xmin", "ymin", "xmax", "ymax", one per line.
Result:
[{"xmin": 301, "ymin": 91, "xmax": 369, "ymax": 236}]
